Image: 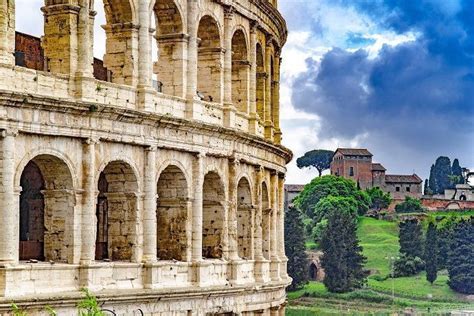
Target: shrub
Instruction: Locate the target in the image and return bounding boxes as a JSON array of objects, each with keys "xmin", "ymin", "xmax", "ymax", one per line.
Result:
[
  {"xmin": 395, "ymin": 197, "xmax": 424, "ymax": 214},
  {"xmin": 393, "ymin": 254, "xmax": 425, "ymax": 277},
  {"xmin": 366, "ymin": 187, "xmax": 392, "ymax": 211}
]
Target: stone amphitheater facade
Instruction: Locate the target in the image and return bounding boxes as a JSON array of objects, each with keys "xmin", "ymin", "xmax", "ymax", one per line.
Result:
[{"xmin": 0, "ymin": 0, "xmax": 291, "ymax": 314}]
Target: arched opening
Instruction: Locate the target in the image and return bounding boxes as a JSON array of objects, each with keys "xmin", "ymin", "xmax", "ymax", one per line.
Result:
[
  {"xmin": 14, "ymin": 1, "xmax": 44, "ymax": 70},
  {"xmin": 153, "ymin": 0, "xmax": 185, "ymax": 96},
  {"xmin": 156, "ymin": 165, "xmax": 189, "ymax": 261},
  {"xmin": 197, "ymin": 15, "xmax": 223, "ymax": 103},
  {"xmin": 256, "ymin": 43, "xmax": 265, "ymax": 120},
  {"xmin": 19, "ymin": 155, "xmax": 75, "ymax": 262},
  {"xmin": 231, "ymin": 29, "xmax": 250, "ymax": 113},
  {"xmin": 237, "ymin": 177, "xmax": 253, "ymax": 259},
  {"xmin": 309, "ymin": 262, "xmax": 318, "ymax": 280},
  {"xmin": 96, "ymin": 161, "xmax": 139, "ymax": 261},
  {"xmin": 261, "ymin": 182, "xmax": 271, "ymax": 260},
  {"xmin": 202, "ymin": 171, "xmax": 225, "ymax": 259},
  {"xmin": 460, "ymin": 194, "xmax": 467, "ymax": 201},
  {"xmin": 94, "ymin": 0, "xmax": 137, "ymax": 85}
]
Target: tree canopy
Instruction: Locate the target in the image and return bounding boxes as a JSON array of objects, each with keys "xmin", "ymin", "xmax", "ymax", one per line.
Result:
[
  {"xmin": 294, "ymin": 175, "xmax": 371, "ymax": 220},
  {"xmin": 366, "ymin": 187, "xmax": 392, "ymax": 211},
  {"xmin": 395, "ymin": 196, "xmax": 424, "ymax": 214},
  {"xmin": 296, "ymin": 149, "xmax": 335, "ymax": 177},
  {"xmin": 427, "ymin": 156, "xmax": 465, "ymax": 194}
]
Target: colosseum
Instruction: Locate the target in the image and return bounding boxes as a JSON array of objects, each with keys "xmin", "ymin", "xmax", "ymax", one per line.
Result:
[{"xmin": 0, "ymin": 0, "xmax": 291, "ymax": 314}]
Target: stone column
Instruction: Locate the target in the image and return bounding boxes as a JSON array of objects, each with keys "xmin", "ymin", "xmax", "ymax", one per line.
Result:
[
  {"xmin": 0, "ymin": 0, "xmax": 15, "ymax": 65},
  {"xmin": 223, "ymin": 6, "xmax": 236, "ymax": 128},
  {"xmin": 227, "ymin": 159, "xmax": 239, "ymax": 261},
  {"xmin": 80, "ymin": 138, "xmax": 98, "ymax": 264},
  {"xmin": 273, "ymin": 54, "xmax": 282, "ymax": 144},
  {"xmin": 0, "ymin": 129, "xmax": 18, "ymax": 263},
  {"xmin": 75, "ymin": 0, "xmax": 92, "ymax": 76},
  {"xmin": 254, "ymin": 166, "xmax": 264, "ymax": 260},
  {"xmin": 41, "ymin": 3, "xmax": 81, "ymax": 74},
  {"xmin": 270, "ymin": 172, "xmax": 280, "ymax": 280},
  {"xmin": 264, "ymin": 39, "xmax": 274, "ymax": 141},
  {"xmin": 185, "ymin": 0, "xmax": 199, "ymax": 118},
  {"xmin": 191, "ymin": 153, "xmax": 205, "ymax": 261},
  {"xmin": 248, "ymin": 21, "xmax": 258, "ymax": 134},
  {"xmin": 142, "ymin": 146, "xmax": 157, "ymax": 262},
  {"xmin": 138, "ymin": 1, "xmax": 151, "ymax": 88},
  {"xmin": 278, "ymin": 173, "xmax": 288, "ymax": 278}
]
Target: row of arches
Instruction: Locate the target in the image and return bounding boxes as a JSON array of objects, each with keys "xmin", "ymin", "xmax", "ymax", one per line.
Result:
[
  {"xmin": 8, "ymin": 0, "xmax": 281, "ymax": 126},
  {"xmin": 18, "ymin": 154, "xmax": 275, "ymax": 263}
]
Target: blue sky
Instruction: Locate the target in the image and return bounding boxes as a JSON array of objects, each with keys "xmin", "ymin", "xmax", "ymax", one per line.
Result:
[
  {"xmin": 279, "ymin": 0, "xmax": 474, "ymax": 183},
  {"xmin": 16, "ymin": 0, "xmax": 474, "ymax": 184}
]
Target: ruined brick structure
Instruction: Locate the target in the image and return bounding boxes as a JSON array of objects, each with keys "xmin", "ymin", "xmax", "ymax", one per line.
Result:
[
  {"xmin": 330, "ymin": 148, "xmax": 422, "ymax": 199},
  {"xmin": 0, "ymin": 0, "xmax": 291, "ymax": 314}
]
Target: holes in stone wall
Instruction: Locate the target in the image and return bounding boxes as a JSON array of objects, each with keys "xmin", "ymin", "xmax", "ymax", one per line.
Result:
[
  {"xmin": 156, "ymin": 165, "xmax": 188, "ymax": 261},
  {"xmin": 197, "ymin": 15, "xmax": 222, "ymax": 103},
  {"xmin": 237, "ymin": 177, "xmax": 252, "ymax": 259},
  {"xmin": 96, "ymin": 161, "xmax": 138, "ymax": 261},
  {"xmin": 202, "ymin": 171, "xmax": 225, "ymax": 259},
  {"xmin": 19, "ymin": 154, "xmax": 74, "ymax": 263}
]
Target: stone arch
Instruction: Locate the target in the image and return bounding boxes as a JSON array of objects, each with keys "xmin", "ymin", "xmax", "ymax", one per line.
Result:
[
  {"xmin": 156, "ymin": 164, "xmax": 189, "ymax": 261},
  {"xmin": 19, "ymin": 154, "xmax": 75, "ymax": 263},
  {"xmin": 152, "ymin": 0, "xmax": 186, "ymax": 96},
  {"xmin": 237, "ymin": 176, "xmax": 253, "ymax": 259},
  {"xmin": 309, "ymin": 262, "xmax": 318, "ymax": 280},
  {"xmin": 96, "ymin": 160, "xmax": 139, "ymax": 261},
  {"xmin": 261, "ymin": 181, "xmax": 271, "ymax": 260},
  {"xmin": 197, "ymin": 15, "xmax": 223, "ymax": 103},
  {"xmin": 232, "ymin": 28, "xmax": 250, "ymax": 113},
  {"xmin": 256, "ymin": 42, "xmax": 265, "ymax": 120},
  {"xmin": 202, "ymin": 171, "xmax": 226, "ymax": 259}
]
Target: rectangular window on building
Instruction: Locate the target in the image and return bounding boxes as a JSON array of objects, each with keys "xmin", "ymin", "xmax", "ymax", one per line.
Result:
[
  {"xmin": 349, "ymin": 167, "xmax": 354, "ymax": 176},
  {"xmin": 396, "ymin": 187, "xmax": 400, "ymax": 192},
  {"xmin": 406, "ymin": 186, "xmax": 410, "ymax": 192}
]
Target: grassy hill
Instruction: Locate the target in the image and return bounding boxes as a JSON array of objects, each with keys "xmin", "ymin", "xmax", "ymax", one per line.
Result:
[{"xmin": 287, "ymin": 216, "xmax": 474, "ymax": 314}]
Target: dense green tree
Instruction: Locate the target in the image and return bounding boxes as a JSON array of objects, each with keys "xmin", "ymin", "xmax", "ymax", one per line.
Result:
[
  {"xmin": 313, "ymin": 196, "xmax": 358, "ymax": 228},
  {"xmin": 296, "ymin": 149, "xmax": 335, "ymax": 177},
  {"xmin": 393, "ymin": 254, "xmax": 425, "ymax": 277},
  {"xmin": 447, "ymin": 217, "xmax": 474, "ymax": 294},
  {"xmin": 428, "ymin": 164, "xmax": 436, "ymax": 194},
  {"xmin": 399, "ymin": 219, "xmax": 424, "ymax": 258},
  {"xmin": 425, "ymin": 222, "xmax": 438, "ymax": 284},
  {"xmin": 451, "ymin": 159, "xmax": 464, "ymax": 184},
  {"xmin": 366, "ymin": 187, "xmax": 392, "ymax": 211},
  {"xmin": 294, "ymin": 175, "xmax": 370, "ymax": 220},
  {"xmin": 320, "ymin": 197, "xmax": 366, "ymax": 293},
  {"xmin": 424, "ymin": 179, "xmax": 433, "ymax": 195},
  {"xmin": 428, "ymin": 156, "xmax": 452, "ymax": 194},
  {"xmin": 436, "ymin": 217, "xmax": 456, "ymax": 269},
  {"xmin": 285, "ymin": 206, "xmax": 309, "ymax": 290},
  {"xmin": 395, "ymin": 196, "xmax": 424, "ymax": 214}
]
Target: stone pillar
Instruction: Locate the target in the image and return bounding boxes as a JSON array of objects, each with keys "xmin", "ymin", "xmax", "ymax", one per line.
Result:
[
  {"xmin": 254, "ymin": 166, "xmax": 264, "ymax": 260},
  {"xmin": 191, "ymin": 153, "xmax": 204, "ymax": 261},
  {"xmin": 270, "ymin": 172, "xmax": 280, "ymax": 280},
  {"xmin": 278, "ymin": 173, "xmax": 288, "ymax": 278},
  {"xmin": 74, "ymin": 0, "xmax": 93, "ymax": 99},
  {"xmin": 0, "ymin": 129, "xmax": 18, "ymax": 263},
  {"xmin": 185, "ymin": 0, "xmax": 199, "ymax": 118},
  {"xmin": 80, "ymin": 138, "xmax": 98, "ymax": 264},
  {"xmin": 264, "ymin": 40, "xmax": 274, "ymax": 141},
  {"xmin": 228, "ymin": 159, "xmax": 239, "ymax": 261},
  {"xmin": 273, "ymin": 54, "xmax": 282, "ymax": 144},
  {"xmin": 0, "ymin": 0, "xmax": 15, "ymax": 65},
  {"xmin": 223, "ymin": 6, "xmax": 236, "ymax": 128},
  {"xmin": 248, "ymin": 21, "xmax": 258, "ymax": 134},
  {"xmin": 142, "ymin": 146, "xmax": 157, "ymax": 262},
  {"xmin": 41, "ymin": 3, "xmax": 81, "ymax": 75}
]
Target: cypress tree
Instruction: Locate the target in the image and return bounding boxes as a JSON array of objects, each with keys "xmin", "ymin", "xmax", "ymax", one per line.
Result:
[
  {"xmin": 430, "ymin": 157, "xmax": 452, "ymax": 193},
  {"xmin": 320, "ymin": 197, "xmax": 366, "ymax": 293},
  {"xmin": 447, "ymin": 217, "xmax": 474, "ymax": 294},
  {"xmin": 428, "ymin": 164, "xmax": 436, "ymax": 194},
  {"xmin": 425, "ymin": 222, "xmax": 438, "ymax": 284},
  {"xmin": 399, "ymin": 219, "xmax": 423, "ymax": 258},
  {"xmin": 451, "ymin": 158, "xmax": 464, "ymax": 185},
  {"xmin": 285, "ymin": 206, "xmax": 309, "ymax": 290}
]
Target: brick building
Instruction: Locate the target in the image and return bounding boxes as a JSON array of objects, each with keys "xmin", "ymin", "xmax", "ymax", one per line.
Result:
[{"xmin": 330, "ymin": 148, "xmax": 422, "ymax": 199}]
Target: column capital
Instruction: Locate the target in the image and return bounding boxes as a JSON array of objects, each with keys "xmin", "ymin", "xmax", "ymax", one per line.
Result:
[
  {"xmin": 84, "ymin": 137, "xmax": 100, "ymax": 145},
  {"xmin": 145, "ymin": 145, "xmax": 158, "ymax": 152},
  {"xmin": 250, "ymin": 20, "xmax": 260, "ymax": 33},
  {"xmin": 0, "ymin": 129, "xmax": 18, "ymax": 138},
  {"xmin": 223, "ymin": 5, "xmax": 235, "ymax": 19},
  {"xmin": 266, "ymin": 35, "xmax": 274, "ymax": 47}
]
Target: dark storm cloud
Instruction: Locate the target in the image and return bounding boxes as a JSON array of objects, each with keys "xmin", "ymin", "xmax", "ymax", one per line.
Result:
[{"xmin": 289, "ymin": 0, "xmax": 474, "ymax": 176}]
